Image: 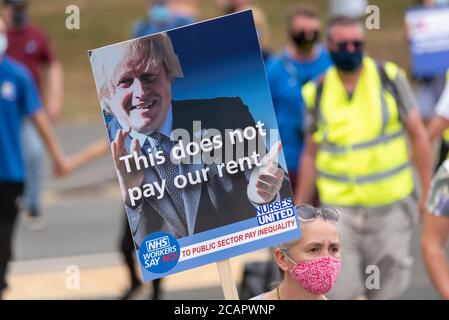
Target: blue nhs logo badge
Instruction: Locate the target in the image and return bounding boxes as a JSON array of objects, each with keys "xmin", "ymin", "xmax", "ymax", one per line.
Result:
[
  {"xmin": 139, "ymin": 231, "xmax": 180, "ymax": 274},
  {"xmin": 146, "ymin": 236, "xmax": 170, "ymax": 252}
]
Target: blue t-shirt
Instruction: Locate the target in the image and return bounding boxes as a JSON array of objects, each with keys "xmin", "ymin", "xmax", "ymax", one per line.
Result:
[
  {"xmin": 266, "ymin": 46, "xmax": 332, "ymax": 172},
  {"xmin": 0, "ymin": 56, "xmax": 41, "ymax": 182}
]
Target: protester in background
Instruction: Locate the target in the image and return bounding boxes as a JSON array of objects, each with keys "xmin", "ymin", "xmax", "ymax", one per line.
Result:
[
  {"xmin": 132, "ymin": 0, "xmax": 195, "ymax": 38},
  {"xmin": 408, "ymin": 0, "xmax": 449, "ymax": 168},
  {"xmin": 251, "ymin": 205, "xmax": 341, "ymax": 300},
  {"xmin": 422, "ymin": 159, "xmax": 449, "ymax": 300},
  {"xmin": 413, "ymin": 0, "xmax": 445, "ymax": 124},
  {"xmin": 296, "ymin": 16, "xmax": 432, "ymax": 299},
  {"xmin": 1, "ymin": 0, "xmax": 64, "ymax": 229},
  {"xmin": 410, "ymin": 0, "xmax": 447, "ymax": 124},
  {"xmin": 266, "ymin": 5, "xmax": 331, "ymax": 193},
  {"xmin": 427, "ymin": 69, "xmax": 449, "ymax": 139},
  {"xmin": 0, "ymin": 15, "xmax": 70, "ymax": 299},
  {"xmin": 167, "ymin": 0, "xmax": 199, "ymax": 21},
  {"xmin": 220, "ymin": 0, "xmax": 271, "ymax": 60}
]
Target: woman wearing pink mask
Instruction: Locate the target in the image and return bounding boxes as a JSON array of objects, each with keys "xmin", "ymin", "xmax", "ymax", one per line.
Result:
[{"xmin": 251, "ymin": 205, "xmax": 341, "ymax": 300}]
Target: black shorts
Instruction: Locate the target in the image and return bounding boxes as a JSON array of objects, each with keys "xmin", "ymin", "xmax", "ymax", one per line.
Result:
[{"xmin": 0, "ymin": 182, "xmax": 24, "ymax": 290}]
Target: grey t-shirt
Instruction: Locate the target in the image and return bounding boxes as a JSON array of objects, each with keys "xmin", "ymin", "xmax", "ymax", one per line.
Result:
[
  {"xmin": 393, "ymin": 71, "xmax": 418, "ymax": 122},
  {"xmin": 427, "ymin": 159, "xmax": 449, "ymax": 218}
]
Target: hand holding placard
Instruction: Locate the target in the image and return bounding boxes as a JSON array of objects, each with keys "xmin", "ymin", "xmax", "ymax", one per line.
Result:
[{"xmin": 112, "ymin": 127, "xmax": 145, "ymax": 207}]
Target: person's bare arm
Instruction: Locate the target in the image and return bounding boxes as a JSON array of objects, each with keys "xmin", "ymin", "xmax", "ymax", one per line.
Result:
[
  {"xmin": 70, "ymin": 139, "xmax": 110, "ymax": 170},
  {"xmin": 30, "ymin": 109, "xmax": 71, "ymax": 176},
  {"xmin": 427, "ymin": 116, "xmax": 449, "ymax": 144},
  {"xmin": 428, "ymin": 78, "xmax": 449, "ymax": 142},
  {"xmin": 42, "ymin": 60, "xmax": 63, "ymax": 121},
  {"xmin": 421, "ymin": 214, "xmax": 449, "ymax": 299},
  {"xmin": 294, "ymin": 134, "xmax": 318, "ymax": 205},
  {"xmin": 404, "ymin": 109, "xmax": 433, "ymax": 220}
]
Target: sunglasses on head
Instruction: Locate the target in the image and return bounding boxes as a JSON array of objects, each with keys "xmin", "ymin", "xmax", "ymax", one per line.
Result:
[
  {"xmin": 334, "ymin": 40, "xmax": 364, "ymax": 51},
  {"xmin": 296, "ymin": 204, "xmax": 340, "ymax": 223}
]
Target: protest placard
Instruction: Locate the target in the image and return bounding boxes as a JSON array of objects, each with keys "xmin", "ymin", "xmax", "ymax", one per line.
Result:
[
  {"xmin": 406, "ymin": 5, "xmax": 449, "ymax": 77},
  {"xmin": 88, "ymin": 10, "xmax": 300, "ymax": 292}
]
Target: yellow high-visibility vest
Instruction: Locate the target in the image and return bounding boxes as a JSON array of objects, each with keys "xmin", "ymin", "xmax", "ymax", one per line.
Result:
[{"xmin": 302, "ymin": 56, "xmax": 413, "ymax": 207}]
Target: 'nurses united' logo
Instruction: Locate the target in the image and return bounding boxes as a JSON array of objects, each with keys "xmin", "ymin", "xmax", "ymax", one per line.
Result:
[
  {"xmin": 138, "ymin": 232, "xmax": 180, "ymax": 273},
  {"xmin": 1, "ymin": 81, "xmax": 16, "ymax": 101}
]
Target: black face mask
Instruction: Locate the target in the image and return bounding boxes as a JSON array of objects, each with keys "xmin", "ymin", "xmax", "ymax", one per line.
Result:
[
  {"xmin": 13, "ymin": 9, "xmax": 28, "ymax": 27},
  {"xmin": 290, "ymin": 30, "xmax": 319, "ymax": 53},
  {"xmin": 330, "ymin": 49, "xmax": 364, "ymax": 72},
  {"xmin": 329, "ymin": 40, "xmax": 365, "ymax": 72}
]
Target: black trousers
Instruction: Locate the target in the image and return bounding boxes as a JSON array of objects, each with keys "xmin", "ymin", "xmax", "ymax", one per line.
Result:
[
  {"xmin": 120, "ymin": 214, "xmax": 140, "ymax": 287},
  {"xmin": 437, "ymin": 139, "xmax": 449, "ymax": 172},
  {"xmin": 120, "ymin": 213, "xmax": 162, "ymax": 299},
  {"xmin": 0, "ymin": 182, "xmax": 24, "ymax": 291}
]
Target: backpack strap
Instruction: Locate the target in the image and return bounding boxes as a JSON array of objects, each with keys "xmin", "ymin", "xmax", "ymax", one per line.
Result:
[
  {"xmin": 376, "ymin": 61, "xmax": 405, "ymax": 118},
  {"xmin": 310, "ymin": 75, "xmax": 325, "ymax": 134}
]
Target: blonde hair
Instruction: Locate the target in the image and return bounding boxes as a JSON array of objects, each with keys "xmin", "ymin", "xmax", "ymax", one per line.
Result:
[{"xmin": 89, "ymin": 33, "xmax": 184, "ymax": 114}]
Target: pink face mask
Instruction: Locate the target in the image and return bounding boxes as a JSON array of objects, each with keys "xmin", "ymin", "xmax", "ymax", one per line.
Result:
[{"xmin": 283, "ymin": 252, "xmax": 341, "ymax": 295}]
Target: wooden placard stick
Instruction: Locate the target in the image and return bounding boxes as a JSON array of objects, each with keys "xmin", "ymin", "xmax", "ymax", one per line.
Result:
[{"xmin": 216, "ymin": 259, "xmax": 239, "ymax": 300}]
